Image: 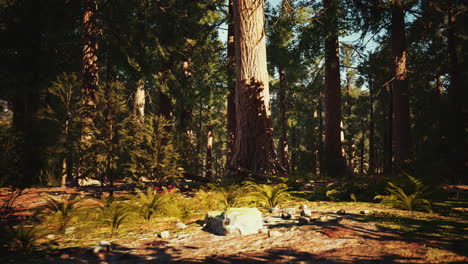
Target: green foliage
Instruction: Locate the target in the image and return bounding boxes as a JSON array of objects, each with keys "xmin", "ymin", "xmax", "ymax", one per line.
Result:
[
  {"xmin": 243, "ymin": 182, "xmax": 295, "ymax": 208},
  {"xmin": 375, "ymin": 174, "xmax": 432, "ymax": 212},
  {"xmin": 1, "ymin": 224, "xmax": 45, "ymax": 251},
  {"xmin": 125, "ymin": 115, "xmax": 183, "ymax": 185},
  {"xmin": 326, "ymin": 189, "xmax": 343, "ymax": 201},
  {"xmin": 131, "ymin": 187, "xmax": 166, "ymax": 222},
  {"xmin": 350, "ymin": 193, "xmax": 358, "ymax": 203},
  {"xmin": 37, "ymin": 73, "xmax": 82, "ymax": 185},
  {"xmin": 100, "ymin": 203, "xmax": 129, "ymax": 233},
  {"xmin": 36, "ymin": 195, "xmax": 84, "ymax": 232},
  {"xmin": 195, "ymin": 189, "xmax": 222, "ymax": 211},
  {"xmin": 216, "ymin": 185, "xmax": 244, "ymax": 209}
]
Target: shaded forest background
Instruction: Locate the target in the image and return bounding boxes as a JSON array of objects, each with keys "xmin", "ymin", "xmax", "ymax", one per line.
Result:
[{"xmin": 0, "ymin": 0, "xmax": 466, "ymax": 188}]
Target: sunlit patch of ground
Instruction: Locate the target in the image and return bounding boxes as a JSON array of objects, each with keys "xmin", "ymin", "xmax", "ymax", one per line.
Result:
[{"xmin": 1, "ymin": 186, "xmax": 467, "ymax": 263}]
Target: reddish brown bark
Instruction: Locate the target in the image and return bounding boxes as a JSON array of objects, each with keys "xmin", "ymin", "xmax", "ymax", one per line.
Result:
[
  {"xmin": 278, "ymin": 68, "xmax": 290, "ymax": 172},
  {"xmin": 391, "ymin": 0, "xmax": 412, "ymax": 174},
  {"xmin": 447, "ymin": 5, "xmax": 466, "ymax": 182},
  {"xmin": 79, "ymin": 0, "xmax": 99, "ymax": 183},
  {"xmin": 232, "ymin": 0, "xmax": 282, "ymax": 175},
  {"xmin": 323, "ymin": 0, "xmax": 345, "ymax": 177},
  {"xmin": 368, "ymin": 74, "xmax": 375, "ymax": 175}
]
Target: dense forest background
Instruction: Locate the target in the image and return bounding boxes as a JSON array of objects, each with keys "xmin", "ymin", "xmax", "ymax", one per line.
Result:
[{"xmin": 0, "ymin": 0, "xmax": 466, "ymax": 189}]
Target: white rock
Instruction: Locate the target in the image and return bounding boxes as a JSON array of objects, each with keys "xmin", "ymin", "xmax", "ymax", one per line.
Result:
[
  {"xmin": 299, "ymin": 204, "xmax": 308, "ymax": 210},
  {"xmin": 300, "ymin": 209, "xmax": 312, "ymax": 217},
  {"xmin": 46, "ymin": 234, "xmax": 56, "ymax": 240},
  {"xmin": 204, "ymin": 208, "xmax": 263, "ymax": 236},
  {"xmin": 282, "ymin": 208, "xmax": 296, "ymax": 215},
  {"xmin": 159, "ymin": 231, "xmax": 170, "ymax": 238},
  {"xmin": 175, "ymin": 222, "xmax": 187, "ymax": 229}
]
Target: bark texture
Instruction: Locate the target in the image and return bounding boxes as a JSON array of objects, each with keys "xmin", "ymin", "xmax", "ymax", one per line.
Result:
[
  {"xmin": 80, "ymin": 0, "xmax": 99, "ymax": 181},
  {"xmin": 226, "ymin": 0, "xmax": 236, "ymax": 168},
  {"xmin": 278, "ymin": 68, "xmax": 290, "ymax": 172},
  {"xmin": 323, "ymin": 0, "xmax": 345, "ymax": 177},
  {"xmin": 232, "ymin": 0, "xmax": 282, "ymax": 175},
  {"xmin": 391, "ymin": 0, "xmax": 412, "ymax": 174}
]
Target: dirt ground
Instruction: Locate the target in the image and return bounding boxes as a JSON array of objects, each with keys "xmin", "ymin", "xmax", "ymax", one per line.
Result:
[{"xmin": 1, "ymin": 187, "xmax": 467, "ymax": 264}]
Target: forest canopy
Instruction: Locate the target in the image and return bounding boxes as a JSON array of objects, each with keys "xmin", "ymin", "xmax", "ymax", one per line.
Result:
[{"xmin": 0, "ymin": 0, "xmax": 466, "ymax": 188}]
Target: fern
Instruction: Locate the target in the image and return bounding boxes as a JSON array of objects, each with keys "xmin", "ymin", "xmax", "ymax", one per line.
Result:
[
  {"xmin": 374, "ymin": 174, "xmax": 432, "ymax": 212},
  {"xmin": 243, "ymin": 182, "xmax": 294, "ymax": 208},
  {"xmin": 131, "ymin": 187, "xmax": 166, "ymax": 222},
  {"xmin": 2, "ymin": 224, "xmax": 45, "ymax": 250},
  {"xmin": 36, "ymin": 195, "xmax": 84, "ymax": 232},
  {"xmin": 101, "ymin": 204, "xmax": 129, "ymax": 233}
]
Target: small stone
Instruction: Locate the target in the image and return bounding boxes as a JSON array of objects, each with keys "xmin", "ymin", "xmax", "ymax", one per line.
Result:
[
  {"xmin": 360, "ymin": 210, "xmax": 369, "ymax": 214},
  {"xmin": 299, "ymin": 204, "xmax": 308, "ymax": 210},
  {"xmin": 318, "ymin": 215, "xmax": 335, "ymax": 221},
  {"xmin": 263, "ymin": 216, "xmax": 274, "ymax": 223},
  {"xmin": 46, "ymin": 234, "xmax": 56, "ymax": 240},
  {"xmin": 159, "ymin": 231, "xmax": 170, "ymax": 239},
  {"xmin": 281, "ymin": 212, "xmax": 291, "ymax": 219},
  {"xmin": 175, "ymin": 222, "xmax": 187, "ymax": 229},
  {"xmin": 300, "ymin": 209, "xmax": 312, "ymax": 217},
  {"xmin": 268, "ymin": 230, "xmax": 282, "ymax": 238},
  {"xmin": 337, "ymin": 209, "xmax": 346, "ymax": 215},
  {"xmin": 283, "ymin": 208, "xmax": 296, "ymax": 215},
  {"xmin": 268, "ymin": 207, "xmax": 280, "ymax": 214},
  {"xmin": 98, "ymin": 241, "xmax": 112, "ymax": 251},
  {"xmin": 298, "ymin": 217, "xmax": 310, "ymax": 225},
  {"xmin": 92, "ymin": 241, "xmax": 111, "ymax": 254}
]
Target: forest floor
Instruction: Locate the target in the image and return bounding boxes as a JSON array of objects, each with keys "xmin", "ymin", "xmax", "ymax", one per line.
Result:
[{"xmin": 1, "ymin": 186, "xmax": 467, "ymax": 264}]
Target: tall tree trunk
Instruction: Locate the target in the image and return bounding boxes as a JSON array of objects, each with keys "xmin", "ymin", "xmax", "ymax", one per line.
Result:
[
  {"xmin": 344, "ymin": 72, "xmax": 354, "ymax": 170},
  {"xmin": 360, "ymin": 119, "xmax": 365, "ymax": 175},
  {"xmin": 232, "ymin": 0, "xmax": 282, "ymax": 175},
  {"xmin": 368, "ymin": 74, "xmax": 375, "ymax": 175},
  {"xmin": 318, "ymin": 95, "xmax": 325, "ymax": 175},
  {"xmin": 323, "ymin": 0, "xmax": 345, "ymax": 177},
  {"xmin": 134, "ymin": 79, "xmax": 145, "ymax": 123},
  {"xmin": 383, "ymin": 85, "xmax": 393, "ymax": 175},
  {"xmin": 447, "ymin": 5, "xmax": 466, "ymax": 183},
  {"xmin": 205, "ymin": 124, "xmax": 214, "ymax": 180},
  {"xmin": 391, "ymin": 0, "xmax": 411, "ymax": 174},
  {"xmin": 226, "ymin": 0, "xmax": 236, "ymax": 168},
  {"xmin": 61, "ymin": 118, "xmax": 70, "ymax": 188},
  {"xmin": 278, "ymin": 68, "xmax": 290, "ymax": 172},
  {"xmin": 79, "ymin": 0, "xmax": 99, "ymax": 183}
]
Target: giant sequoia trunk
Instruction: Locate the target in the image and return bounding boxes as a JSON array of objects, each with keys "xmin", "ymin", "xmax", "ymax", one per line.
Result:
[
  {"xmin": 226, "ymin": 0, "xmax": 236, "ymax": 168},
  {"xmin": 231, "ymin": 0, "xmax": 282, "ymax": 175},
  {"xmin": 278, "ymin": 68, "xmax": 290, "ymax": 172},
  {"xmin": 323, "ymin": 0, "xmax": 345, "ymax": 177},
  {"xmin": 79, "ymin": 0, "xmax": 99, "ymax": 182},
  {"xmin": 368, "ymin": 74, "xmax": 375, "ymax": 175},
  {"xmin": 391, "ymin": 0, "xmax": 412, "ymax": 174},
  {"xmin": 447, "ymin": 6, "xmax": 466, "ymax": 183}
]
